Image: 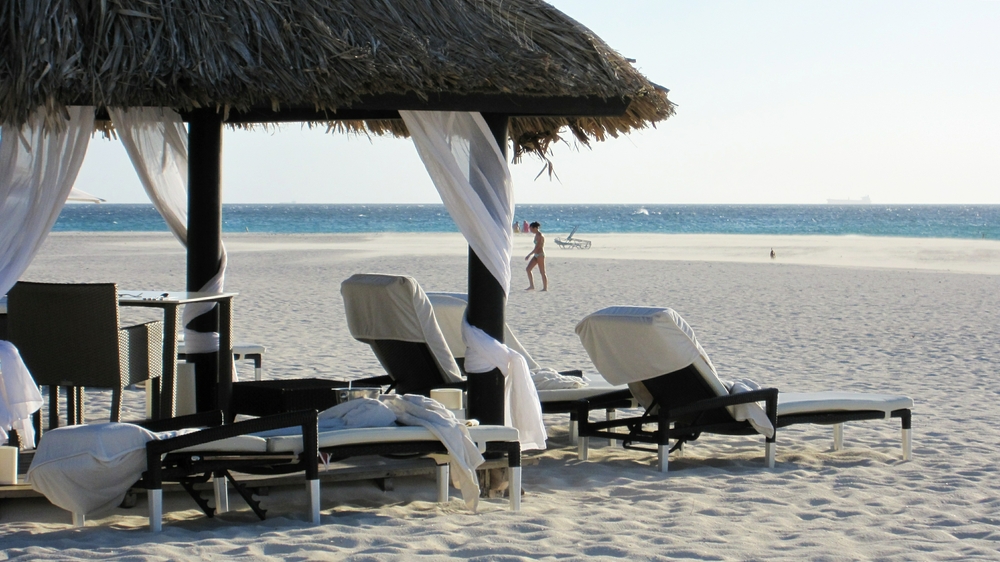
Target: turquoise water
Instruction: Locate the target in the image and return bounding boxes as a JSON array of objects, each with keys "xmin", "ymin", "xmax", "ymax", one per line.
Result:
[{"xmin": 52, "ymin": 204, "xmax": 1000, "ymax": 240}]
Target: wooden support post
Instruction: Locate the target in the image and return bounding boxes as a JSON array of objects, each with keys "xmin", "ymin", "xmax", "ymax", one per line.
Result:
[
  {"xmin": 186, "ymin": 110, "xmax": 224, "ymax": 414},
  {"xmin": 464, "ymin": 113, "xmax": 508, "ymax": 427}
]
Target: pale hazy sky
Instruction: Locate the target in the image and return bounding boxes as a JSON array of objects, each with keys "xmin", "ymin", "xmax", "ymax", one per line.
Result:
[{"xmin": 74, "ymin": 1, "xmax": 1000, "ymax": 205}]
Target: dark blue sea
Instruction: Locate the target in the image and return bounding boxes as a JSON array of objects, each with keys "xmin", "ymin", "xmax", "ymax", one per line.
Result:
[{"xmin": 52, "ymin": 204, "xmax": 1000, "ymax": 240}]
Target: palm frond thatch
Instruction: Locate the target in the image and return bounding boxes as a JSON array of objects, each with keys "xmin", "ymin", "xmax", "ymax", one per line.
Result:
[{"xmin": 0, "ymin": 0, "xmax": 674, "ymax": 156}]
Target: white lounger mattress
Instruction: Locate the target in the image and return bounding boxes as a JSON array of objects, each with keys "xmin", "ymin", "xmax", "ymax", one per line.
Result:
[
  {"xmin": 777, "ymin": 392, "xmax": 913, "ymax": 418},
  {"xmin": 535, "ymin": 376, "xmax": 624, "ymax": 403},
  {"xmin": 179, "ymin": 424, "xmax": 519, "ymax": 455}
]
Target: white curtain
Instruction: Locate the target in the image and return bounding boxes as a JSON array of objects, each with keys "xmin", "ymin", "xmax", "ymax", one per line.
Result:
[
  {"xmin": 400, "ymin": 111, "xmax": 513, "ymax": 293},
  {"xmin": 0, "ymin": 106, "xmax": 95, "ymax": 446},
  {"xmin": 401, "ymin": 111, "xmax": 546, "ymax": 449},
  {"xmin": 110, "ymin": 108, "xmax": 228, "ymax": 358},
  {"xmin": 109, "ymin": 108, "xmax": 188, "ymax": 245}
]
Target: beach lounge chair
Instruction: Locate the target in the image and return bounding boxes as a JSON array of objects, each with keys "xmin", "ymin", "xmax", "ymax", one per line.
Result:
[
  {"xmin": 28, "ymin": 410, "xmax": 321, "ymax": 531},
  {"xmin": 426, "ymin": 291, "xmax": 631, "ymax": 435},
  {"xmin": 30, "ymin": 405, "xmax": 521, "ymax": 530},
  {"xmin": 341, "ymin": 275, "xmax": 631, "ymax": 424},
  {"xmin": 6, "ymin": 282, "xmax": 163, "ymax": 439},
  {"xmin": 573, "ymin": 306, "xmax": 913, "ymax": 472},
  {"xmin": 554, "ymin": 226, "xmax": 591, "ymax": 250}
]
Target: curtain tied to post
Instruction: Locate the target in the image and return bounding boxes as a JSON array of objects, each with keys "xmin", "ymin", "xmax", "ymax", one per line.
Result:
[
  {"xmin": 401, "ymin": 111, "xmax": 546, "ymax": 450},
  {"xmin": 110, "ymin": 108, "xmax": 230, "ymax": 360}
]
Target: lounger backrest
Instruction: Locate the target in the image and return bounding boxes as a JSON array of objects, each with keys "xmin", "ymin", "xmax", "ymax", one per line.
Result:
[
  {"xmin": 426, "ymin": 292, "xmax": 541, "ymax": 372},
  {"xmin": 575, "ymin": 306, "xmax": 730, "ymax": 402},
  {"xmin": 341, "ymin": 274, "xmax": 464, "ymax": 386}
]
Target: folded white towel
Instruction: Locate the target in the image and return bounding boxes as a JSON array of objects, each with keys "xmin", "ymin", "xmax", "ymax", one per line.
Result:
[
  {"xmin": 722, "ymin": 378, "xmax": 775, "ymax": 438},
  {"xmin": 531, "ymin": 368, "xmax": 588, "ymax": 390}
]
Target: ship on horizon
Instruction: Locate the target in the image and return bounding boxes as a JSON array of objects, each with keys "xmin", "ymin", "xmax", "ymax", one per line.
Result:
[{"xmin": 826, "ymin": 195, "xmax": 872, "ymax": 205}]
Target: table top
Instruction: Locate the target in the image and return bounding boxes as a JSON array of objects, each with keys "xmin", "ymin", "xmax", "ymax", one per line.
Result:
[
  {"xmin": 0, "ymin": 290, "xmax": 238, "ymax": 313},
  {"xmin": 117, "ymin": 290, "xmax": 239, "ymax": 306}
]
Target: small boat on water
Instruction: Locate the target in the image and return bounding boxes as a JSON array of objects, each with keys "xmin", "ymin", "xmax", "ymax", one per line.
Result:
[{"xmin": 826, "ymin": 195, "xmax": 871, "ymax": 205}]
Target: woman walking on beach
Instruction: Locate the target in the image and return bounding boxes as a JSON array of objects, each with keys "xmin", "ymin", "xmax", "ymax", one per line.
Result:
[{"xmin": 525, "ymin": 221, "xmax": 548, "ymax": 291}]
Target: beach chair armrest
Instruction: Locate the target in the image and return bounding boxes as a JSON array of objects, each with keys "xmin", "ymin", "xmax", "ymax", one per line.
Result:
[
  {"xmin": 145, "ymin": 410, "xmax": 318, "ymax": 457},
  {"xmin": 353, "ymin": 374, "xmax": 395, "ymax": 388},
  {"xmin": 144, "ymin": 410, "xmax": 320, "ymax": 489},
  {"xmin": 133, "ymin": 410, "xmax": 225, "ymax": 432},
  {"xmin": 577, "ymin": 389, "xmax": 634, "ymax": 410},
  {"xmin": 668, "ymin": 388, "xmax": 779, "ymax": 419}
]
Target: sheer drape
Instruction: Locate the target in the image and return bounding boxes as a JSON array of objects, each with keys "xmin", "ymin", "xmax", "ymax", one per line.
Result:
[
  {"xmin": 401, "ymin": 111, "xmax": 545, "ymax": 449},
  {"xmin": 0, "ymin": 106, "xmax": 94, "ymax": 446},
  {"xmin": 400, "ymin": 111, "xmax": 513, "ymax": 293},
  {"xmin": 109, "ymin": 108, "xmax": 188, "ymax": 245},
  {"xmin": 110, "ymin": 108, "xmax": 228, "ymax": 358}
]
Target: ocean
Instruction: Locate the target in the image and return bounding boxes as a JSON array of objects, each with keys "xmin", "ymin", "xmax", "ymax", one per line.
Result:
[{"xmin": 52, "ymin": 204, "xmax": 1000, "ymax": 240}]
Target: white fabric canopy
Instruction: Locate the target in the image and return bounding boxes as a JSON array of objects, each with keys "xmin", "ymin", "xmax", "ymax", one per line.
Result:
[
  {"xmin": 0, "ymin": 106, "xmax": 94, "ymax": 446},
  {"xmin": 110, "ymin": 107, "xmax": 228, "ymax": 357}
]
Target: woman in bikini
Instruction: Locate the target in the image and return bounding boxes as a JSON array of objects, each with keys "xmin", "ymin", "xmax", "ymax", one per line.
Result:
[{"xmin": 524, "ymin": 221, "xmax": 548, "ymax": 291}]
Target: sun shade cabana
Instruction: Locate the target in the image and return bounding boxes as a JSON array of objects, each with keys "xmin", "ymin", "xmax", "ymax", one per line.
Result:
[{"xmin": 0, "ymin": 0, "xmax": 673, "ymax": 442}]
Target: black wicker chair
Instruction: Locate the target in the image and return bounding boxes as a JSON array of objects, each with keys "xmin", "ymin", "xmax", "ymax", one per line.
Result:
[{"xmin": 7, "ymin": 282, "xmax": 163, "ymax": 441}]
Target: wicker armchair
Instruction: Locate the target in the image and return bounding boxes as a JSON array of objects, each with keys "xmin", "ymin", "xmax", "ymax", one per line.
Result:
[{"xmin": 6, "ymin": 282, "xmax": 163, "ymax": 439}]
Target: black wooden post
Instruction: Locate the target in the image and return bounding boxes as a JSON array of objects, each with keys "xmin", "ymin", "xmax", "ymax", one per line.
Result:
[
  {"xmin": 186, "ymin": 109, "xmax": 224, "ymax": 413},
  {"xmin": 464, "ymin": 113, "xmax": 509, "ymax": 426}
]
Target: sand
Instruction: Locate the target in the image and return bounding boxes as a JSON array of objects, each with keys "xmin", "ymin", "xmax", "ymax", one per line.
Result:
[{"xmin": 2, "ymin": 231, "xmax": 999, "ymax": 560}]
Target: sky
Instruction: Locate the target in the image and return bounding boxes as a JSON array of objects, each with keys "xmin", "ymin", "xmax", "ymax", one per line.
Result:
[{"xmin": 73, "ymin": 0, "xmax": 1000, "ymax": 205}]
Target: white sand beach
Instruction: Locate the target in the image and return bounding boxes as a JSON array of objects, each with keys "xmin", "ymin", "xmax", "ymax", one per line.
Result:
[{"xmin": 2, "ymin": 231, "xmax": 999, "ymax": 560}]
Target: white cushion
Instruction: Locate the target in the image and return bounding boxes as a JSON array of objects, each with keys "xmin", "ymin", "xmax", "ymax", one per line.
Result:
[
  {"xmin": 266, "ymin": 424, "xmax": 519, "ymax": 454},
  {"xmin": 536, "ymin": 376, "xmax": 625, "ymax": 403},
  {"xmin": 778, "ymin": 392, "xmax": 913, "ymax": 418},
  {"xmin": 175, "ymin": 434, "xmax": 269, "ymax": 453}
]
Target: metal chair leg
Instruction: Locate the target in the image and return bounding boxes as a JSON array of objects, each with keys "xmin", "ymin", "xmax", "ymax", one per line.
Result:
[
  {"xmin": 307, "ymin": 479, "xmax": 321, "ymax": 525},
  {"xmin": 148, "ymin": 489, "xmax": 163, "ymax": 532},
  {"xmin": 509, "ymin": 467, "xmax": 522, "ymax": 512},
  {"xmin": 213, "ymin": 473, "xmax": 229, "ymax": 513},
  {"xmin": 436, "ymin": 463, "xmax": 450, "ymax": 503}
]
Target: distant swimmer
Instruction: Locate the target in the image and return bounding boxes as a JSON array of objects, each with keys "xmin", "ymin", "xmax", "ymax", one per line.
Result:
[
  {"xmin": 513, "ymin": 221, "xmax": 520, "ymax": 233},
  {"xmin": 770, "ymin": 248, "xmax": 776, "ymax": 259},
  {"xmin": 525, "ymin": 221, "xmax": 548, "ymax": 291}
]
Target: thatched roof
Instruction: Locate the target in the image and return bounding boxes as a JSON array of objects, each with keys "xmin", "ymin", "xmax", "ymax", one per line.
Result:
[{"xmin": 0, "ymin": 0, "xmax": 674, "ymax": 156}]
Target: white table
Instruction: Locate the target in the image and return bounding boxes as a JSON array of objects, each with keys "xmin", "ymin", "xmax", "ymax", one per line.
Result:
[{"xmin": 117, "ymin": 291, "xmax": 238, "ymax": 419}]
